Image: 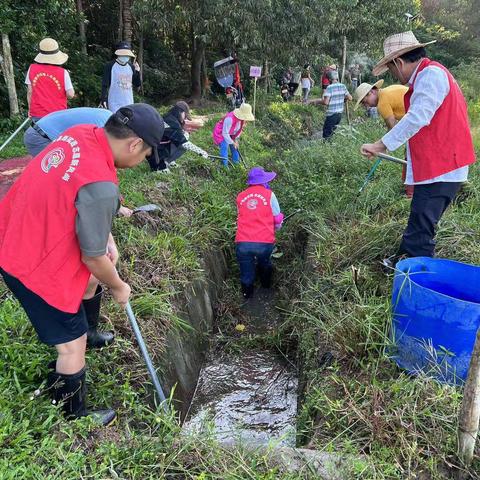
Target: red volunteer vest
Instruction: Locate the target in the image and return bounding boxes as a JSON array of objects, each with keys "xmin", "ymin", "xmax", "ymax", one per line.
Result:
[
  {"xmin": 0, "ymin": 126, "xmax": 118, "ymax": 313},
  {"xmin": 212, "ymin": 112, "xmax": 245, "ymax": 145},
  {"xmin": 404, "ymin": 58, "xmax": 476, "ymax": 182},
  {"xmin": 235, "ymin": 185, "xmax": 275, "ymax": 244},
  {"xmin": 28, "ymin": 63, "xmax": 68, "ymax": 118}
]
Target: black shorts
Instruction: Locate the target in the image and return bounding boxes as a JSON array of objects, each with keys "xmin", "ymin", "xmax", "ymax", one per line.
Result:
[{"xmin": 0, "ymin": 267, "xmax": 88, "ymax": 346}]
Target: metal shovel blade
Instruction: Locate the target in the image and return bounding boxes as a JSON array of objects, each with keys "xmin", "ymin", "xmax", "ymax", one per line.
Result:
[{"xmin": 133, "ymin": 203, "xmax": 161, "ymax": 214}]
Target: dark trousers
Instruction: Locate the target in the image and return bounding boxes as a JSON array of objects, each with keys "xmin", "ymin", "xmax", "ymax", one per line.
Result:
[
  {"xmin": 398, "ymin": 182, "xmax": 462, "ymax": 257},
  {"xmin": 236, "ymin": 242, "xmax": 274, "ymax": 286},
  {"xmin": 322, "ymin": 113, "xmax": 342, "ymax": 139},
  {"xmin": 148, "ymin": 144, "xmax": 186, "ymax": 171}
]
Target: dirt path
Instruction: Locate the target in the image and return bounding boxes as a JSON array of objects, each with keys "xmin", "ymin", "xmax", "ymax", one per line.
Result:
[{"xmin": 0, "ymin": 156, "xmax": 31, "ymax": 200}]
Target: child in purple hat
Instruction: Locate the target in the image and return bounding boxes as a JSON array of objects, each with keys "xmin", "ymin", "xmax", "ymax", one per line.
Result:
[{"xmin": 235, "ymin": 167, "xmax": 284, "ymax": 299}]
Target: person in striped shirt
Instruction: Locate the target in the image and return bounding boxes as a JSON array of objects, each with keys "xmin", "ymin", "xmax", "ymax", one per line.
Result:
[{"xmin": 321, "ymin": 70, "xmax": 352, "ymax": 139}]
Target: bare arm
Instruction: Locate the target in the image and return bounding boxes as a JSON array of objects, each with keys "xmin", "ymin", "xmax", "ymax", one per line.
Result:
[
  {"xmin": 384, "ymin": 116, "xmax": 397, "ymax": 130},
  {"xmin": 82, "ymin": 253, "xmax": 130, "ymax": 306},
  {"xmin": 27, "ymin": 85, "xmax": 32, "ymax": 109}
]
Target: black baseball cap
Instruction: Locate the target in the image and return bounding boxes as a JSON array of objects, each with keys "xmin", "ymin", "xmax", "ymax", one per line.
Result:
[
  {"xmin": 175, "ymin": 101, "xmax": 192, "ymax": 120},
  {"xmin": 115, "ymin": 104, "xmax": 165, "ymax": 164}
]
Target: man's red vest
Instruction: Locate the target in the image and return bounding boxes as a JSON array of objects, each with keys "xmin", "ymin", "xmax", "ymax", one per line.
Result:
[
  {"xmin": 28, "ymin": 63, "xmax": 68, "ymax": 118},
  {"xmin": 404, "ymin": 58, "xmax": 476, "ymax": 182},
  {"xmin": 235, "ymin": 185, "xmax": 275, "ymax": 244},
  {"xmin": 0, "ymin": 126, "xmax": 118, "ymax": 313}
]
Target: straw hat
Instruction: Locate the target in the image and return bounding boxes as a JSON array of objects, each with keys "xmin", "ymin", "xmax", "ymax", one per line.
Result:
[
  {"xmin": 372, "ymin": 31, "xmax": 436, "ymax": 76},
  {"xmin": 354, "ymin": 79, "xmax": 384, "ymax": 110},
  {"xmin": 233, "ymin": 103, "xmax": 255, "ymax": 121},
  {"xmin": 34, "ymin": 38, "xmax": 68, "ymax": 65},
  {"xmin": 328, "ymin": 64, "xmax": 337, "ymax": 70},
  {"xmin": 115, "ymin": 41, "xmax": 135, "ymax": 58}
]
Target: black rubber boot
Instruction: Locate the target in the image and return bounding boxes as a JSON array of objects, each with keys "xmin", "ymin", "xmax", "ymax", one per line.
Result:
[
  {"xmin": 83, "ymin": 286, "xmax": 114, "ymax": 349},
  {"xmin": 241, "ymin": 283, "xmax": 254, "ymax": 299},
  {"xmin": 259, "ymin": 265, "xmax": 273, "ymax": 288},
  {"xmin": 47, "ymin": 367, "xmax": 116, "ymax": 426}
]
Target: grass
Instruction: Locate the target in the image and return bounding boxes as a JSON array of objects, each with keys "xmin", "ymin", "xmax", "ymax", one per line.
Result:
[{"xmin": 0, "ymin": 75, "xmax": 479, "ymax": 478}]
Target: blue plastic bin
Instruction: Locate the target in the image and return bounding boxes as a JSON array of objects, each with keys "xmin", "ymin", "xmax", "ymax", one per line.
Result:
[{"xmin": 391, "ymin": 257, "xmax": 480, "ymax": 385}]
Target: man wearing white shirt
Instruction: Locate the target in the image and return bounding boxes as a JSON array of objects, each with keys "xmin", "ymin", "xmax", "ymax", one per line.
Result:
[{"xmin": 361, "ymin": 32, "xmax": 476, "ymax": 266}]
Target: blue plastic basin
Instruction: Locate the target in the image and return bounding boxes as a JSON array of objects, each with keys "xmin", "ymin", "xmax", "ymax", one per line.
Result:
[{"xmin": 391, "ymin": 257, "xmax": 480, "ymax": 385}]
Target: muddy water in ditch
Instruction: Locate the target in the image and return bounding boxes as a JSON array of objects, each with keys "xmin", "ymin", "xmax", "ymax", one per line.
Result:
[{"xmin": 183, "ymin": 289, "xmax": 299, "ymax": 447}]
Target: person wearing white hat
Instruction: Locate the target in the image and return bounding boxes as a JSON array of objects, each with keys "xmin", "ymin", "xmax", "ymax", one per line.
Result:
[
  {"xmin": 212, "ymin": 103, "xmax": 255, "ymax": 166},
  {"xmin": 354, "ymin": 79, "xmax": 412, "ymax": 196},
  {"xmin": 360, "ymin": 31, "xmax": 476, "ymax": 266},
  {"xmin": 100, "ymin": 41, "xmax": 141, "ymax": 113},
  {"xmin": 25, "ymin": 38, "xmax": 75, "ymax": 121}
]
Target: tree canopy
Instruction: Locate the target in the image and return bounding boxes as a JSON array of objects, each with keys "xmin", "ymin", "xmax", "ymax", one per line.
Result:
[{"xmin": 0, "ymin": 0, "xmax": 478, "ymax": 116}]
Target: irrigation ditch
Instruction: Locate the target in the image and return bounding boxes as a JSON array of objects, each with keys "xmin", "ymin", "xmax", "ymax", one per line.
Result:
[{"xmin": 136, "ymin": 200, "xmax": 355, "ymax": 478}]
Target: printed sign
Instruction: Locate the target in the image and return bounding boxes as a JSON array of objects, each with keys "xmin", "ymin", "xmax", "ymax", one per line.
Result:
[{"xmin": 249, "ymin": 66, "xmax": 262, "ymax": 78}]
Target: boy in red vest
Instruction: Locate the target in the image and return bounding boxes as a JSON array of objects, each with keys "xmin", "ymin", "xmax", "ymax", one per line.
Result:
[
  {"xmin": 0, "ymin": 104, "xmax": 164, "ymax": 425},
  {"xmin": 235, "ymin": 167, "xmax": 284, "ymax": 299},
  {"xmin": 25, "ymin": 38, "xmax": 75, "ymax": 121},
  {"xmin": 360, "ymin": 31, "xmax": 476, "ymax": 267}
]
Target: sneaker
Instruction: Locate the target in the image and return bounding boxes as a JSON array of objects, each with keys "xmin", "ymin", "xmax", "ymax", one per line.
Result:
[
  {"xmin": 381, "ymin": 254, "xmax": 408, "ymax": 273},
  {"xmin": 154, "ymin": 168, "xmax": 170, "ymax": 174},
  {"xmin": 168, "ymin": 161, "xmax": 178, "ymax": 168}
]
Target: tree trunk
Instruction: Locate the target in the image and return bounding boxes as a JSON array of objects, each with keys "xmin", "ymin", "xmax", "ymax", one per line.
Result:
[
  {"xmin": 138, "ymin": 30, "xmax": 144, "ymax": 95},
  {"xmin": 117, "ymin": 0, "xmax": 123, "ymax": 42},
  {"xmin": 76, "ymin": 0, "xmax": 87, "ymax": 55},
  {"xmin": 122, "ymin": 0, "xmax": 133, "ymax": 43},
  {"xmin": 263, "ymin": 59, "xmax": 269, "ymax": 93},
  {"xmin": 457, "ymin": 327, "xmax": 480, "ymax": 473},
  {"xmin": 1, "ymin": 33, "xmax": 19, "ymax": 117},
  {"xmin": 190, "ymin": 30, "xmax": 204, "ymax": 104},
  {"xmin": 200, "ymin": 48, "xmax": 208, "ymax": 98},
  {"xmin": 341, "ymin": 34, "xmax": 347, "ymax": 83}
]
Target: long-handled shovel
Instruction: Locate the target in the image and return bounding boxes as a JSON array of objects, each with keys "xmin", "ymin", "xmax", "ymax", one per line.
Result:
[
  {"xmin": 357, "ymin": 153, "xmax": 407, "ymax": 196},
  {"xmin": 357, "ymin": 158, "xmax": 382, "ymax": 196},
  {"xmin": 237, "ymin": 149, "xmax": 248, "ymax": 168},
  {"xmin": 272, "ymin": 210, "xmax": 303, "ymax": 258},
  {"xmin": 377, "ymin": 152, "xmax": 407, "ymax": 165},
  {"xmin": 132, "ymin": 204, "xmax": 161, "ymax": 214},
  {"xmin": 125, "ymin": 302, "xmax": 169, "ymax": 413},
  {"xmin": 208, "ymin": 154, "xmax": 235, "ymax": 167},
  {"xmin": 0, "ymin": 117, "xmax": 30, "ymax": 154}
]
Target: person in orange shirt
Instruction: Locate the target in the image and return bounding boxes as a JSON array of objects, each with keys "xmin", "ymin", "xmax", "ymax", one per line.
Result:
[{"xmin": 354, "ymin": 80, "xmax": 412, "ymax": 196}]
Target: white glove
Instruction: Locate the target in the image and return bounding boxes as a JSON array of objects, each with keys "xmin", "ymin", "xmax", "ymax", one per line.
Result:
[{"xmin": 201, "ymin": 150, "xmax": 209, "ymax": 159}]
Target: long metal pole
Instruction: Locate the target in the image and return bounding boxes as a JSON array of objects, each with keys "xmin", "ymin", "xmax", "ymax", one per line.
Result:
[
  {"xmin": 0, "ymin": 117, "xmax": 30, "ymax": 153},
  {"xmin": 237, "ymin": 150, "xmax": 248, "ymax": 168},
  {"xmin": 125, "ymin": 302, "xmax": 169, "ymax": 413},
  {"xmin": 358, "ymin": 158, "xmax": 382, "ymax": 195},
  {"xmin": 377, "ymin": 152, "xmax": 407, "ymax": 165}
]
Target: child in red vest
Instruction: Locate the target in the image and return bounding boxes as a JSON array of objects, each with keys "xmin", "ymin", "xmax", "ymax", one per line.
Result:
[
  {"xmin": 235, "ymin": 167, "xmax": 284, "ymax": 299},
  {"xmin": 25, "ymin": 38, "xmax": 75, "ymax": 121},
  {"xmin": 212, "ymin": 103, "xmax": 254, "ymax": 166}
]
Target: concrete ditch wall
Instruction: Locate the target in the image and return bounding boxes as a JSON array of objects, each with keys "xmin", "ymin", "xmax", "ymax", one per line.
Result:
[{"xmin": 160, "ymin": 249, "xmax": 228, "ymax": 417}]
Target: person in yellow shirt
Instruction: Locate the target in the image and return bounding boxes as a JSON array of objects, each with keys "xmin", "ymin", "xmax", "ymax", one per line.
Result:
[{"xmin": 354, "ymin": 80, "xmax": 412, "ymax": 196}]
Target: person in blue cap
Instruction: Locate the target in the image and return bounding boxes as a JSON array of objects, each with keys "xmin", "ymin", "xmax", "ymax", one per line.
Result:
[{"xmin": 235, "ymin": 167, "xmax": 284, "ymax": 299}]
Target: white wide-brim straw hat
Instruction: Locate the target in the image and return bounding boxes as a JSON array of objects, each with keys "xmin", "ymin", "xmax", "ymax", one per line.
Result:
[
  {"xmin": 372, "ymin": 31, "xmax": 436, "ymax": 76},
  {"xmin": 354, "ymin": 79, "xmax": 384, "ymax": 109},
  {"xmin": 115, "ymin": 48, "xmax": 135, "ymax": 57},
  {"xmin": 34, "ymin": 38, "xmax": 68, "ymax": 65},
  {"xmin": 233, "ymin": 103, "xmax": 255, "ymax": 121}
]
